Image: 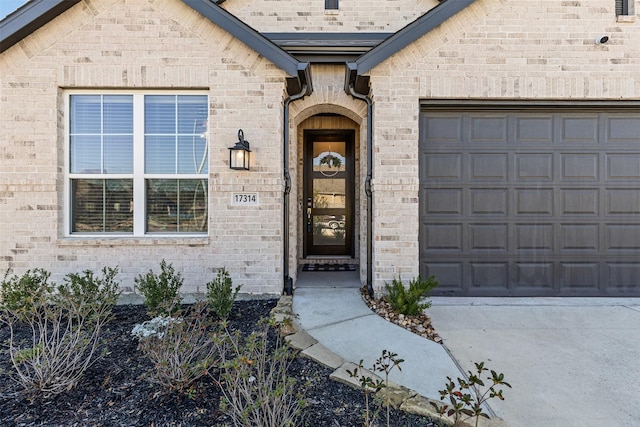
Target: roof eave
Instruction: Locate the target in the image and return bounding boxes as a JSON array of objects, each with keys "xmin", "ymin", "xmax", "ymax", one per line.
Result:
[
  {"xmin": 0, "ymin": 0, "xmax": 81, "ymax": 53},
  {"xmin": 181, "ymin": 0, "xmax": 310, "ymax": 95}
]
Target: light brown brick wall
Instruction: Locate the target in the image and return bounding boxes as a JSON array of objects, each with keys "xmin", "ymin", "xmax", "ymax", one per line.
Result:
[
  {"xmin": 221, "ymin": 0, "xmax": 440, "ymax": 33},
  {"xmin": 0, "ymin": 0, "xmax": 290, "ymax": 295}
]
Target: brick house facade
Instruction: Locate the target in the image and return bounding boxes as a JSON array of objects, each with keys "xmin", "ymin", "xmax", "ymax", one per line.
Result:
[{"xmin": 1, "ymin": 0, "xmax": 640, "ymax": 297}]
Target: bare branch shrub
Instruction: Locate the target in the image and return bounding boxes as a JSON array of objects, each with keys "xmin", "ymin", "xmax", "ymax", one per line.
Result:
[
  {"xmin": 133, "ymin": 300, "xmax": 222, "ymax": 393},
  {"xmin": 0, "ymin": 267, "xmax": 120, "ymax": 397},
  {"xmin": 217, "ymin": 319, "xmax": 307, "ymax": 427}
]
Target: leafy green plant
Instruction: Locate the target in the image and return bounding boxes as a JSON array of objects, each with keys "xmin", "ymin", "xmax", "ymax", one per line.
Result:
[
  {"xmin": 134, "ymin": 260, "xmax": 183, "ymax": 316},
  {"xmin": 347, "ymin": 349, "xmax": 404, "ymax": 427},
  {"xmin": 431, "ymin": 361, "xmax": 511, "ymax": 427},
  {"xmin": 383, "ymin": 275, "xmax": 438, "ymax": 316},
  {"xmin": 206, "ymin": 267, "xmax": 241, "ymax": 320},
  {"xmin": 346, "ymin": 359, "xmax": 385, "ymax": 426},
  {"xmin": 0, "ymin": 267, "xmax": 120, "ymax": 397},
  {"xmin": 217, "ymin": 318, "xmax": 307, "ymax": 427},
  {"xmin": 0, "ymin": 268, "xmax": 52, "ymax": 319},
  {"xmin": 133, "ymin": 300, "xmax": 223, "ymax": 394}
]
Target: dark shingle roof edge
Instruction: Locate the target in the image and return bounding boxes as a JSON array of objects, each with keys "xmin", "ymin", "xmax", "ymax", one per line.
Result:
[
  {"xmin": 0, "ymin": 0, "xmax": 81, "ymax": 53},
  {"xmin": 351, "ymin": 0, "xmax": 477, "ymax": 75}
]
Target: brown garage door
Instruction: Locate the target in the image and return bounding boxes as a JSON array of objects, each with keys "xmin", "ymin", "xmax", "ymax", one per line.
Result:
[{"xmin": 419, "ymin": 106, "xmax": 640, "ymax": 296}]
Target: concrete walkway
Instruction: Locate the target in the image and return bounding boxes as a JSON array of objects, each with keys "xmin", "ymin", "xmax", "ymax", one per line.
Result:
[
  {"xmin": 429, "ymin": 297, "xmax": 640, "ymax": 427},
  {"xmin": 291, "ymin": 271, "xmax": 640, "ymax": 427}
]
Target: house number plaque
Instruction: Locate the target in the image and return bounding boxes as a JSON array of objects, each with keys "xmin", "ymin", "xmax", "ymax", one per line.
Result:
[{"xmin": 231, "ymin": 193, "xmax": 259, "ymax": 206}]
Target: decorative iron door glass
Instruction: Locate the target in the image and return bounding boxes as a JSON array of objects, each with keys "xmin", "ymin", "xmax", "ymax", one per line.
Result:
[{"xmin": 305, "ymin": 132, "xmax": 354, "ymax": 256}]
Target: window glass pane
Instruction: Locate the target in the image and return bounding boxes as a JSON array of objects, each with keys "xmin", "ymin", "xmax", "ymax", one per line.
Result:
[
  {"xmin": 70, "ymin": 95, "xmax": 101, "ymax": 134},
  {"xmin": 104, "ymin": 135, "xmax": 133, "ymax": 173},
  {"xmin": 71, "ymin": 179, "xmax": 133, "ymax": 233},
  {"xmin": 313, "ymin": 179, "xmax": 345, "ymax": 208},
  {"xmin": 145, "ymin": 135, "xmax": 176, "ymax": 173},
  {"xmin": 177, "ymin": 95, "xmax": 208, "ymax": 133},
  {"xmin": 103, "ymin": 95, "xmax": 133, "ymax": 133},
  {"xmin": 146, "ymin": 179, "xmax": 208, "ymax": 233},
  {"xmin": 145, "ymin": 95, "xmax": 176, "ymax": 134},
  {"xmin": 70, "ymin": 135, "xmax": 101, "ymax": 173},
  {"xmin": 177, "ymin": 135, "xmax": 208, "ymax": 174}
]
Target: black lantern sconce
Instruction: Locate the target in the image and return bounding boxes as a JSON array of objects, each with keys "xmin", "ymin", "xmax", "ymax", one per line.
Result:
[{"xmin": 228, "ymin": 129, "xmax": 251, "ymax": 170}]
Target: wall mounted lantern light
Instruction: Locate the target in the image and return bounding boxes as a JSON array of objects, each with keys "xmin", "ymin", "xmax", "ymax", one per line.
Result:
[{"xmin": 229, "ymin": 129, "xmax": 251, "ymax": 170}]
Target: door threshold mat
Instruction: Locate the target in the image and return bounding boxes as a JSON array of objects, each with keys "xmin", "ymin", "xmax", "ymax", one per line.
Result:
[{"xmin": 301, "ymin": 263, "xmax": 357, "ymax": 272}]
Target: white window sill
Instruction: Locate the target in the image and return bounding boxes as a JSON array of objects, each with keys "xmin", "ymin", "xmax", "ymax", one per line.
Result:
[{"xmin": 617, "ymin": 15, "xmax": 637, "ymax": 23}]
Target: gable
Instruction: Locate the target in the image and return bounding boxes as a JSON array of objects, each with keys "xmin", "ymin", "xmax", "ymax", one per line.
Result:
[{"xmin": 219, "ymin": 0, "xmax": 442, "ymax": 33}]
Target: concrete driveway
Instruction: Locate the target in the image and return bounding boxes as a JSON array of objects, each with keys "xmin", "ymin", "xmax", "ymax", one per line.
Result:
[{"xmin": 428, "ymin": 297, "xmax": 640, "ymax": 427}]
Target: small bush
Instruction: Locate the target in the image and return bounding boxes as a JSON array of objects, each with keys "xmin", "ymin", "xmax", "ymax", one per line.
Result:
[
  {"xmin": 431, "ymin": 361, "xmax": 511, "ymax": 427},
  {"xmin": 133, "ymin": 300, "xmax": 223, "ymax": 394},
  {"xmin": 0, "ymin": 267, "xmax": 120, "ymax": 397},
  {"xmin": 383, "ymin": 275, "xmax": 438, "ymax": 316},
  {"xmin": 218, "ymin": 319, "xmax": 307, "ymax": 427},
  {"xmin": 134, "ymin": 260, "xmax": 182, "ymax": 316},
  {"xmin": 206, "ymin": 267, "xmax": 241, "ymax": 320}
]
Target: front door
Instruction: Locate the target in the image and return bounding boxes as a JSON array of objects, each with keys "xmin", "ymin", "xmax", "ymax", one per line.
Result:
[{"xmin": 304, "ymin": 130, "xmax": 355, "ymax": 257}]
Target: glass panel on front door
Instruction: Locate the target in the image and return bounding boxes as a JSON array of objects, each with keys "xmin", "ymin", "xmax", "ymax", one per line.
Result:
[{"xmin": 305, "ymin": 132, "xmax": 354, "ymax": 257}]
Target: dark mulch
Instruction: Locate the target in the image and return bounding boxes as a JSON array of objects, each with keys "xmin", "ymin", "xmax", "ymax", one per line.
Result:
[{"xmin": 0, "ymin": 299, "xmax": 442, "ymax": 426}]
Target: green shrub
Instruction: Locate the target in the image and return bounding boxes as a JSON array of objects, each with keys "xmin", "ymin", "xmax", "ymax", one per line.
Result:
[
  {"xmin": 0, "ymin": 268, "xmax": 52, "ymax": 320},
  {"xmin": 383, "ymin": 275, "xmax": 438, "ymax": 316},
  {"xmin": 206, "ymin": 267, "xmax": 241, "ymax": 320},
  {"xmin": 0, "ymin": 267, "xmax": 120, "ymax": 397},
  {"xmin": 134, "ymin": 260, "xmax": 183, "ymax": 316}
]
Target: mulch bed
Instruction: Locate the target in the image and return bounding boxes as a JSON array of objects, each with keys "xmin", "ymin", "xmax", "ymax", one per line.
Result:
[{"xmin": 0, "ymin": 299, "xmax": 442, "ymax": 426}]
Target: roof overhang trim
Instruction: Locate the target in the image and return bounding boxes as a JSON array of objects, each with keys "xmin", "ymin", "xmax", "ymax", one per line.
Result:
[
  {"xmin": 0, "ymin": 0, "xmax": 81, "ymax": 53},
  {"xmin": 181, "ymin": 0, "xmax": 310, "ymax": 95}
]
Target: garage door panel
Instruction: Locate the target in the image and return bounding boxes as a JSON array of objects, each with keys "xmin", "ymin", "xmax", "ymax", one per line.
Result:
[
  {"xmin": 515, "ymin": 153, "xmax": 554, "ymax": 181},
  {"xmin": 606, "ymin": 154, "xmax": 640, "ymax": 179},
  {"xmin": 425, "ymin": 153, "xmax": 463, "ymax": 180},
  {"xmin": 561, "ymin": 188, "xmax": 599, "ymax": 215},
  {"xmin": 606, "ymin": 225, "xmax": 640, "ymax": 250},
  {"xmin": 514, "ymin": 263, "xmax": 555, "ymax": 292},
  {"xmin": 515, "ymin": 223, "xmax": 554, "ymax": 251},
  {"xmin": 515, "ymin": 116, "xmax": 554, "ymax": 144},
  {"xmin": 607, "ymin": 263, "xmax": 640, "ymax": 290},
  {"xmin": 515, "ymin": 188, "xmax": 554, "ymax": 215},
  {"xmin": 423, "ymin": 223, "xmax": 463, "ymax": 251},
  {"xmin": 470, "ymin": 116, "xmax": 509, "ymax": 143},
  {"xmin": 606, "ymin": 189, "xmax": 640, "ymax": 214},
  {"xmin": 420, "ymin": 108, "xmax": 640, "ymax": 296},
  {"xmin": 422, "ymin": 115, "xmax": 463, "ymax": 143},
  {"xmin": 423, "ymin": 262, "xmax": 464, "ymax": 293},
  {"xmin": 561, "ymin": 153, "xmax": 599, "ymax": 180},
  {"xmin": 560, "ymin": 116, "xmax": 600, "ymax": 144},
  {"xmin": 423, "ymin": 188, "xmax": 462, "ymax": 215},
  {"xmin": 606, "ymin": 116, "xmax": 640, "ymax": 143},
  {"xmin": 470, "ymin": 263, "xmax": 509, "ymax": 291},
  {"xmin": 470, "ymin": 189, "xmax": 508, "ymax": 215},
  {"xmin": 470, "ymin": 224, "xmax": 508, "ymax": 251},
  {"xmin": 560, "ymin": 263, "xmax": 600, "ymax": 291},
  {"xmin": 560, "ymin": 224, "xmax": 599, "ymax": 251},
  {"xmin": 470, "ymin": 153, "xmax": 508, "ymax": 180}
]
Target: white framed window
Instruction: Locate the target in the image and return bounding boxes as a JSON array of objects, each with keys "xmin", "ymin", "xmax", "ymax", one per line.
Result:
[
  {"xmin": 66, "ymin": 91, "xmax": 209, "ymax": 236},
  {"xmin": 325, "ymin": 0, "xmax": 339, "ymax": 10},
  {"xmin": 616, "ymin": 0, "xmax": 632, "ymax": 15}
]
